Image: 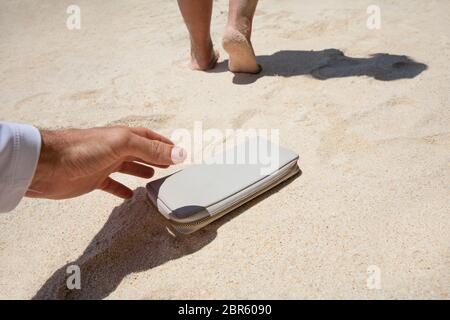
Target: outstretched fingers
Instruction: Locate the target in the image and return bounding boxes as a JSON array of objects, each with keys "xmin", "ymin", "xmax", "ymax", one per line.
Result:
[
  {"xmin": 118, "ymin": 161, "xmax": 155, "ymax": 178},
  {"xmin": 100, "ymin": 177, "xmax": 133, "ymax": 199},
  {"xmin": 101, "ymin": 161, "xmax": 158, "ymax": 199}
]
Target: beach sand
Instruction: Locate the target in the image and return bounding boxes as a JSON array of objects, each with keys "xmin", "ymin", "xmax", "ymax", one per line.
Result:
[{"xmin": 0, "ymin": 0, "xmax": 449, "ymax": 299}]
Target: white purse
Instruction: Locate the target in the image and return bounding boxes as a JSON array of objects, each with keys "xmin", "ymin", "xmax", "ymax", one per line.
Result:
[{"xmin": 146, "ymin": 137, "xmax": 300, "ymax": 234}]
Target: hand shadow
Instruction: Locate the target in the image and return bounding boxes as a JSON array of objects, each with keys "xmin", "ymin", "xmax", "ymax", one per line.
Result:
[
  {"xmin": 33, "ymin": 170, "xmax": 301, "ymax": 300},
  {"xmin": 210, "ymin": 49, "xmax": 427, "ymax": 85}
]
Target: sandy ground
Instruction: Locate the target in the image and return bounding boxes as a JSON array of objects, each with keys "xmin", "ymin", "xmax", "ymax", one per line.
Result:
[{"xmin": 0, "ymin": 0, "xmax": 449, "ymax": 299}]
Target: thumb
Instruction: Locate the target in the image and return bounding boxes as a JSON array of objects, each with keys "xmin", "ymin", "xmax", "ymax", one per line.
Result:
[{"xmin": 127, "ymin": 135, "xmax": 187, "ymax": 166}]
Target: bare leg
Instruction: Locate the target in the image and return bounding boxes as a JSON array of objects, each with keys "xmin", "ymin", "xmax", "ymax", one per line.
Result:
[
  {"xmin": 177, "ymin": 0, "xmax": 219, "ymax": 71},
  {"xmin": 223, "ymin": 0, "xmax": 261, "ymax": 73}
]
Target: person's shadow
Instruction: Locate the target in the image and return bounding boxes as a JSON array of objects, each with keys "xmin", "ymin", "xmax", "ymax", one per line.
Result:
[
  {"xmin": 33, "ymin": 171, "xmax": 300, "ymax": 299},
  {"xmin": 211, "ymin": 49, "xmax": 427, "ymax": 85}
]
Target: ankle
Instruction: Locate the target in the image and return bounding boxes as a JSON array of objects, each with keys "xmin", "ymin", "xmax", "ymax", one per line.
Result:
[
  {"xmin": 191, "ymin": 41, "xmax": 213, "ymax": 59},
  {"xmin": 190, "ymin": 35, "xmax": 213, "ymax": 51},
  {"xmin": 227, "ymin": 17, "xmax": 252, "ymax": 39},
  {"xmin": 189, "ymin": 40, "xmax": 217, "ymax": 71}
]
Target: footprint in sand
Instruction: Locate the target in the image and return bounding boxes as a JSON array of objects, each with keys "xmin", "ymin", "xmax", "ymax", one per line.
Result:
[
  {"xmin": 66, "ymin": 88, "xmax": 106, "ymax": 101},
  {"xmin": 14, "ymin": 92, "xmax": 50, "ymax": 110},
  {"xmin": 106, "ymin": 114, "xmax": 175, "ymax": 129}
]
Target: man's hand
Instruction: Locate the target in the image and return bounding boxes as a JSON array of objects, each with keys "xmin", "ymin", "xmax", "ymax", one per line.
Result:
[{"xmin": 26, "ymin": 126, "xmax": 186, "ymax": 200}]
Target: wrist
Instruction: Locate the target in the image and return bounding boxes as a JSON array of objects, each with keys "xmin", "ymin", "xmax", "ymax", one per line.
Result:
[{"xmin": 27, "ymin": 129, "xmax": 60, "ymax": 195}]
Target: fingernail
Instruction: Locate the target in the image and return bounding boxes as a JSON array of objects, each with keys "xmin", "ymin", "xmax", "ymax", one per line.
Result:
[{"xmin": 171, "ymin": 146, "xmax": 187, "ymax": 164}]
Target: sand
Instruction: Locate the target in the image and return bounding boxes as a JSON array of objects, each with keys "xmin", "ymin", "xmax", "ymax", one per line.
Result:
[{"xmin": 0, "ymin": 0, "xmax": 449, "ymax": 299}]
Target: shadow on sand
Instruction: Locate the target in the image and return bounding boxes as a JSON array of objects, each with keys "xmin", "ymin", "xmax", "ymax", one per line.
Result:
[
  {"xmin": 33, "ymin": 171, "xmax": 300, "ymax": 299},
  {"xmin": 210, "ymin": 49, "xmax": 427, "ymax": 85}
]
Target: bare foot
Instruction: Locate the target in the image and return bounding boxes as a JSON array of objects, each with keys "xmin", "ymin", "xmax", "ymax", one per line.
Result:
[
  {"xmin": 190, "ymin": 41, "xmax": 220, "ymax": 71},
  {"xmin": 222, "ymin": 26, "xmax": 261, "ymax": 74}
]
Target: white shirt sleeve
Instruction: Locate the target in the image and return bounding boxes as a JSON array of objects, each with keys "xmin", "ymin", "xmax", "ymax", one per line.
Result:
[{"xmin": 0, "ymin": 122, "xmax": 42, "ymax": 213}]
